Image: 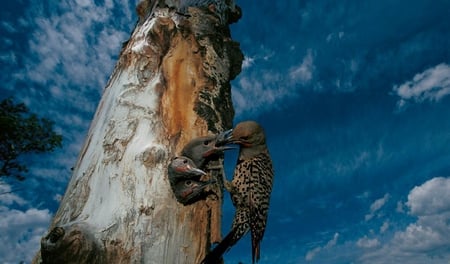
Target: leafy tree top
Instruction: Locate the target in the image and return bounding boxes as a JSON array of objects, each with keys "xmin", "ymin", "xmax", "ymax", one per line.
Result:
[{"xmin": 0, "ymin": 98, "xmax": 62, "ymax": 180}]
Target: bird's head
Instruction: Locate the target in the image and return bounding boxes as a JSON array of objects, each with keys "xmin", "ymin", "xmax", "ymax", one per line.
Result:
[
  {"xmin": 197, "ymin": 135, "xmax": 234, "ymax": 158},
  {"xmin": 168, "ymin": 156, "xmax": 207, "ymax": 177},
  {"xmin": 181, "ymin": 135, "xmax": 234, "ymax": 168},
  {"xmin": 173, "ymin": 179, "xmax": 216, "ymax": 205},
  {"xmin": 216, "ymin": 121, "xmax": 266, "ymax": 148}
]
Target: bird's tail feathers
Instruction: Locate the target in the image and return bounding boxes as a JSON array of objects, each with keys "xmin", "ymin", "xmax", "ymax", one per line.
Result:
[{"xmin": 251, "ymin": 237, "xmax": 260, "ymax": 263}]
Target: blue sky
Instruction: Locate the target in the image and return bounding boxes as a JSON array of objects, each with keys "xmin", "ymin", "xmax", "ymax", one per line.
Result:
[{"xmin": 1, "ymin": 0, "xmax": 450, "ymax": 263}]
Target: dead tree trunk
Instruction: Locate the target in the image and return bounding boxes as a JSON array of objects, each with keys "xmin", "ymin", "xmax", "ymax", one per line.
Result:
[{"xmin": 33, "ymin": 1, "xmax": 243, "ymax": 263}]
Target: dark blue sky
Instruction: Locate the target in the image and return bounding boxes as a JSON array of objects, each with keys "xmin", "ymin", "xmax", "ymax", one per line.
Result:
[{"xmin": 1, "ymin": 0, "xmax": 450, "ymax": 263}]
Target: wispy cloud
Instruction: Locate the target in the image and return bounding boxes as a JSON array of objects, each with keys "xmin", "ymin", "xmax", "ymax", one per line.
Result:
[
  {"xmin": 232, "ymin": 49, "xmax": 315, "ymax": 117},
  {"xmin": 0, "ymin": 182, "xmax": 26, "ymax": 206},
  {"xmin": 380, "ymin": 220, "xmax": 389, "ymax": 233},
  {"xmin": 393, "ymin": 63, "xmax": 450, "ymax": 109},
  {"xmin": 365, "ymin": 194, "xmax": 390, "ymax": 221},
  {"xmin": 24, "ymin": 0, "xmax": 133, "ymax": 103},
  {"xmin": 305, "ymin": 233, "xmax": 339, "ymax": 261},
  {"xmin": 241, "ymin": 56, "xmax": 255, "ymax": 70},
  {"xmin": 356, "ymin": 236, "xmax": 380, "ymax": 249},
  {"xmin": 289, "ymin": 49, "xmax": 314, "ymax": 85}
]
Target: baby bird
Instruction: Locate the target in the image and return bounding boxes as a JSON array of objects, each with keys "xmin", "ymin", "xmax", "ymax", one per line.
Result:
[{"xmin": 168, "ymin": 156, "xmax": 214, "ymax": 205}]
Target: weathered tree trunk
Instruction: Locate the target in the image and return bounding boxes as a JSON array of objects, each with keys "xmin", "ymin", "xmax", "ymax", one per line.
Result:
[{"xmin": 33, "ymin": 1, "xmax": 242, "ymax": 263}]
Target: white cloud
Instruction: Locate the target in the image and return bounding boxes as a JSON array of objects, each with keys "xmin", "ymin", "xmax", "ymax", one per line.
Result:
[
  {"xmin": 0, "ymin": 182, "xmax": 27, "ymax": 206},
  {"xmin": 305, "ymin": 233, "xmax": 339, "ymax": 261},
  {"xmin": 356, "ymin": 236, "xmax": 380, "ymax": 248},
  {"xmin": 0, "ymin": 182, "xmax": 52, "ymax": 263},
  {"xmin": 359, "ymin": 177, "xmax": 450, "ymax": 263},
  {"xmin": 0, "ymin": 207, "xmax": 52, "ymax": 264},
  {"xmin": 407, "ymin": 177, "xmax": 450, "ymax": 215},
  {"xmin": 393, "ymin": 63, "xmax": 450, "ymax": 108},
  {"xmin": 242, "ymin": 56, "xmax": 255, "ymax": 69},
  {"xmin": 392, "ymin": 177, "xmax": 450, "ymax": 253},
  {"xmin": 26, "ymin": 1, "xmax": 130, "ymax": 92},
  {"xmin": 325, "ymin": 233, "xmax": 339, "ymax": 248},
  {"xmin": 365, "ymin": 193, "xmax": 390, "ymax": 221},
  {"xmin": 232, "ymin": 71, "xmax": 289, "ymax": 117},
  {"xmin": 289, "ymin": 49, "xmax": 314, "ymax": 84},
  {"xmin": 370, "ymin": 194, "xmax": 390, "ymax": 212},
  {"xmin": 305, "ymin": 246, "xmax": 321, "ymax": 261},
  {"xmin": 232, "ymin": 49, "xmax": 315, "ymax": 116},
  {"xmin": 392, "ymin": 219, "xmax": 449, "ymax": 253},
  {"xmin": 380, "ymin": 220, "xmax": 389, "ymax": 233}
]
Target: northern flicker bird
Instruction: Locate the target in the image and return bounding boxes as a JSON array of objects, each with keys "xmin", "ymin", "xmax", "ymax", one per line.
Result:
[
  {"xmin": 181, "ymin": 135, "xmax": 233, "ymax": 170},
  {"xmin": 202, "ymin": 120, "xmax": 274, "ymax": 264},
  {"xmin": 168, "ymin": 156, "xmax": 214, "ymax": 205}
]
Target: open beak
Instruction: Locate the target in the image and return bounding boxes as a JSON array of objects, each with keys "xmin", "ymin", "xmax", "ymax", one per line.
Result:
[
  {"xmin": 202, "ymin": 144, "xmax": 235, "ymax": 158},
  {"xmin": 217, "ymin": 145, "xmax": 236, "ymax": 151}
]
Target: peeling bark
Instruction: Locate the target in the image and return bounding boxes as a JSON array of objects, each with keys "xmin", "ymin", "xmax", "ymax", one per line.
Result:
[{"xmin": 34, "ymin": 1, "xmax": 242, "ymax": 264}]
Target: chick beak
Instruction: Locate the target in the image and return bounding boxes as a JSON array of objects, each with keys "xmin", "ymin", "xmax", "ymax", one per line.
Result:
[
  {"xmin": 183, "ymin": 179, "xmax": 217, "ymax": 199},
  {"xmin": 185, "ymin": 165, "xmax": 207, "ymax": 176},
  {"xmin": 202, "ymin": 144, "xmax": 236, "ymax": 158},
  {"xmin": 192, "ymin": 179, "xmax": 217, "ymax": 189}
]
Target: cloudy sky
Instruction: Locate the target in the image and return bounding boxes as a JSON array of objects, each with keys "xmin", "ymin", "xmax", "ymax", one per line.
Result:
[{"xmin": 1, "ymin": 0, "xmax": 450, "ymax": 263}]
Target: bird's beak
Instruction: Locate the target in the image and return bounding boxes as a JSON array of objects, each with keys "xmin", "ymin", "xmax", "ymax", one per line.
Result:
[
  {"xmin": 191, "ymin": 179, "xmax": 216, "ymax": 191},
  {"xmin": 185, "ymin": 165, "xmax": 207, "ymax": 176},
  {"xmin": 217, "ymin": 145, "xmax": 236, "ymax": 151},
  {"xmin": 175, "ymin": 179, "xmax": 217, "ymax": 204},
  {"xmin": 215, "ymin": 129, "xmax": 234, "ymax": 146},
  {"xmin": 202, "ymin": 144, "xmax": 235, "ymax": 158}
]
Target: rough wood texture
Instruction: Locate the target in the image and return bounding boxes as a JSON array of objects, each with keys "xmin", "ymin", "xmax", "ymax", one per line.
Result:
[{"xmin": 33, "ymin": 1, "xmax": 242, "ymax": 263}]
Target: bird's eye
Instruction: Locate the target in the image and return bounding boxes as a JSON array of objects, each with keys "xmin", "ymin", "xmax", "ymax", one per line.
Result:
[
  {"xmin": 185, "ymin": 180, "xmax": 192, "ymax": 186},
  {"xmin": 183, "ymin": 159, "xmax": 188, "ymax": 164},
  {"xmin": 203, "ymin": 140, "xmax": 210, "ymax": 145}
]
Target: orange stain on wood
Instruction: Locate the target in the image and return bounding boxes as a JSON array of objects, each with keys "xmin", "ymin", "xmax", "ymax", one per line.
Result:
[{"xmin": 161, "ymin": 32, "xmax": 211, "ymax": 149}]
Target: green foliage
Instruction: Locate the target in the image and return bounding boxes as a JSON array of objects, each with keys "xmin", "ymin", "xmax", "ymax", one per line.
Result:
[{"xmin": 0, "ymin": 97, "xmax": 62, "ymax": 180}]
